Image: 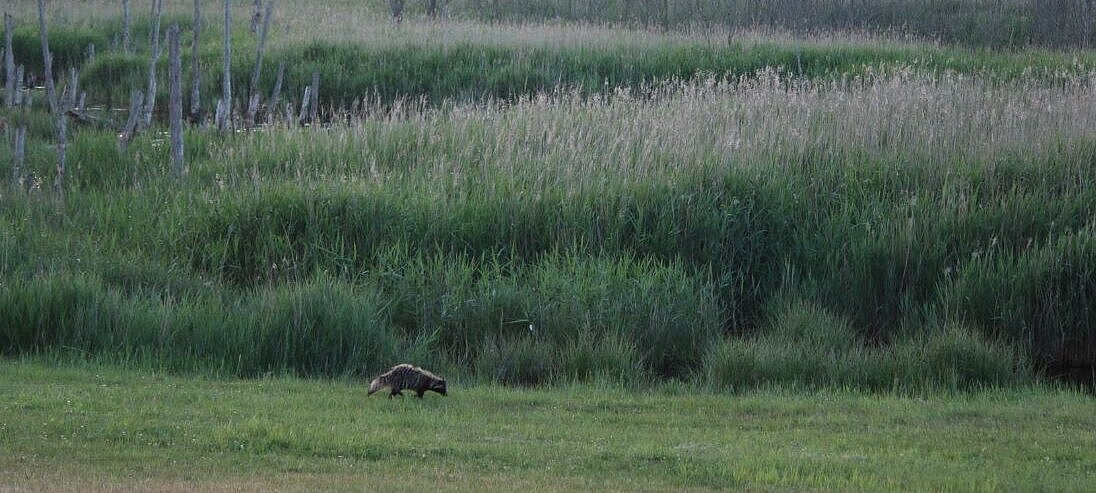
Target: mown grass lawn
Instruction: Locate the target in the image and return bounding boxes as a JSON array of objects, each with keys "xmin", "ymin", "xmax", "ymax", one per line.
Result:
[{"xmin": 1, "ymin": 362, "xmax": 1093, "ymax": 492}]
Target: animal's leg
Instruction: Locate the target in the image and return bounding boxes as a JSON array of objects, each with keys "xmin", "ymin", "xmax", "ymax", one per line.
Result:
[{"xmin": 416, "ymin": 390, "xmax": 425, "ymax": 398}]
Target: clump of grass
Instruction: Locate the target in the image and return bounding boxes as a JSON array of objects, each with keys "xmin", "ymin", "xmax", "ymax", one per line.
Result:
[
  {"xmin": 476, "ymin": 335, "xmax": 556, "ymax": 386},
  {"xmin": 375, "ymin": 252, "xmax": 723, "ymax": 379},
  {"xmin": 8, "ymin": 24, "xmax": 107, "ymax": 73},
  {"xmin": 0, "ymin": 273, "xmax": 403, "ymax": 378},
  {"xmin": 940, "ymin": 228, "xmax": 1096, "ymax": 371},
  {"xmin": 704, "ymin": 300, "xmax": 1027, "ymax": 392},
  {"xmin": 556, "ymin": 332, "xmax": 644, "ymax": 384}
]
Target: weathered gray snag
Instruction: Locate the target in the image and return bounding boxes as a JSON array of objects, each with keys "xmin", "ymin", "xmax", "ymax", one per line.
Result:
[
  {"xmin": 390, "ymin": 0, "xmax": 405, "ymax": 23},
  {"xmin": 122, "ymin": 0, "xmax": 131, "ymax": 54},
  {"xmin": 217, "ymin": 0, "xmax": 232, "ymax": 131},
  {"xmin": 68, "ymin": 67, "xmax": 84, "ymax": 110},
  {"xmin": 37, "ymin": 0, "xmax": 57, "ymax": 112},
  {"xmin": 251, "ymin": 0, "xmax": 262, "ymax": 35},
  {"xmin": 149, "ymin": 0, "xmax": 162, "ymax": 54},
  {"xmin": 189, "ymin": 0, "xmax": 201, "ymax": 122},
  {"xmin": 13, "ymin": 64, "xmax": 23, "ymax": 107},
  {"xmin": 246, "ymin": 93, "xmax": 260, "ymax": 126},
  {"xmin": 55, "ymin": 85, "xmax": 71, "ymax": 197},
  {"xmin": 69, "ymin": 68, "xmax": 78, "ymax": 104},
  {"xmin": 86, "ymin": 43, "xmax": 95, "ymax": 63},
  {"xmin": 168, "ymin": 24, "xmax": 184, "ymax": 178},
  {"xmin": 4, "ymin": 13, "xmax": 14, "ymax": 108},
  {"xmin": 142, "ymin": 30, "xmax": 164, "ymax": 128},
  {"xmin": 119, "ymin": 89, "xmax": 144, "ymax": 152},
  {"xmin": 12, "ymin": 126, "xmax": 26, "ymax": 189},
  {"xmin": 309, "ymin": 71, "xmax": 319, "ymax": 125},
  {"xmin": 247, "ymin": 0, "xmax": 275, "ymax": 126},
  {"xmin": 298, "ymin": 85, "xmax": 310, "ymax": 125},
  {"xmin": 268, "ymin": 62, "xmax": 284, "ymax": 123}
]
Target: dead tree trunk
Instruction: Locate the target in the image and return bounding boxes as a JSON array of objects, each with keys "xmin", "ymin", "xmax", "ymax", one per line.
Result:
[
  {"xmin": 308, "ymin": 71, "xmax": 319, "ymax": 125},
  {"xmin": 37, "ymin": 0, "xmax": 57, "ymax": 112},
  {"xmin": 67, "ymin": 68, "xmax": 81, "ymax": 112},
  {"xmin": 149, "ymin": 0, "xmax": 163, "ymax": 53},
  {"xmin": 122, "ymin": 0, "xmax": 131, "ymax": 54},
  {"xmin": 298, "ymin": 84, "xmax": 310, "ymax": 125},
  {"xmin": 189, "ymin": 0, "xmax": 202, "ymax": 122},
  {"xmin": 390, "ymin": 0, "xmax": 405, "ymax": 23},
  {"xmin": 217, "ymin": 0, "xmax": 232, "ymax": 131},
  {"xmin": 12, "ymin": 126, "xmax": 26, "ymax": 189},
  {"xmin": 247, "ymin": 0, "xmax": 275, "ymax": 126},
  {"xmin": 4, "ymin": 13, "xmax": 14, "ymax": 107},
  {"xmin": 251, "ymin": 0, "xmax": 263, "ymax": 35},
  {"xmin": 13, "ymin": 64, "xmax": 23, "ymax": 107},
  {"xmin": 54, "ymin": 85, "xmax": 71, "ymax": 197},
  {"xmin": 118, "ymin": 89, "xmax": 144, "ymax": 152},
  {"xmin": 168, "ymin": 24, "xmax": 184, "ymax": 178},
  {"xmin": 267, "ymin": 62, "xmax": 284, "ymax": 123},
  {"xmin": 142, "ymin": 30, "xmax": 164, "ymax": 128}
]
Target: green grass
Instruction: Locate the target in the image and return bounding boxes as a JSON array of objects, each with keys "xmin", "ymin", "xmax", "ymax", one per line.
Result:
[
  {"xmin": 447, "ymin": 0, "xmax": 1096, "ymax": 49},
  {"xmin": 7, "ymin": 11, "xmax": 1096, "ymax": 109},
  {"xmin": 1, "ymin": 361, "xmax": 1094, "ymax": 492},
  {"xmin": 3, "ymin": 68, "xmax": 1095, "ymax": 388},
  {"xmin": 3, "ymin": 5, "xmax": 1096, "ymax": 389}
]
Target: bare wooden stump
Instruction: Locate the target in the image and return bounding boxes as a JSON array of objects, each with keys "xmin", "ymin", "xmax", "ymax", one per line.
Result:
[
  {"xmin": 168, "ymin": 24, "xmax": 184, "ymax": 178},
  {"xmin": 246, "ymin": 93, "xmax": 261, "ymax": 126},
  {"xmin": 390, "ymin": 0, "xmax": 405, "ymax": 23},
  {"xmin": 189, "ymin": 0, "xmax": 202, "ymax": 123},
  {"xmin": 68, "ymin": 68, "xmax": 78, "ymax": 104},
  {"xmin": 298, "ymin": 85, "xmax": 311, "ymax": 125},
  {"xmin": 217, "ymin": 0, "xmax": 232, "ymax": 131},
  {"xmin": 4, "ymin": 13, "xmax": 13, "ymax": 108},
  {"xmin": 37, "ymin": 0, "xmax": 57, "ymax": 113},
  {"xmin": 12, "ymin": 126, "xmax": 26, "ymax": 189},
  {"xmin": 309, "ymin": 71, "xmax": 319, "ymax": 125},
  {"xmin": 118, "ymin": 89, "xmax": 144, "ymax": 152},
  {"xmin": 13, "ymin": 64, "xmax": 23, "ymax": 107},
  {"xmin": 267, "ymin": 62, "xmax": 284, "ymax": 123}
]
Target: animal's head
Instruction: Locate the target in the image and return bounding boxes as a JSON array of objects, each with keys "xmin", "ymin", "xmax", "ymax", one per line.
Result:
[{"xmin": 431, "ymin": 378, "xmax": 447, "ymax": 396}]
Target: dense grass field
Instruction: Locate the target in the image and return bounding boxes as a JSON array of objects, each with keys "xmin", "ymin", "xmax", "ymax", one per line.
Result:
[
  {"xmin": 2, "ymin": 361, "xmax": 1095, "ymax": 492},
  {"xmin": 2, "ymin": 0, "xmax": 1096, "ymax": 387},
  {"xmin": 3, "ymin": 1, "xmax": 1096, "ymax": 490}
]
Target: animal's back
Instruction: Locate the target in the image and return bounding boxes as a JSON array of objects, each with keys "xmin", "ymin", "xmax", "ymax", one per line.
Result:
[{"xmin": 369, "ymin": 364, "xmax": 420, "ymax": 394}]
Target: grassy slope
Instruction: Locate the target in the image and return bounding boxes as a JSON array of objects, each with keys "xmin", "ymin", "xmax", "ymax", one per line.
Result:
[{"xmin": 1, "ymin": 362, "xmax": 1094, "ymax": 492}]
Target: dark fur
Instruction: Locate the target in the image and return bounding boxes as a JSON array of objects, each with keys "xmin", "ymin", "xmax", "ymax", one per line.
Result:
[{"xmin": 368, "ymin": 364, "xmax": 447, "ymax": 398}]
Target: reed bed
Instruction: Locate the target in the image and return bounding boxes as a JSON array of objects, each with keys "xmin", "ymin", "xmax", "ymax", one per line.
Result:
[{"xmin": 2, "ymin": 66, "xmax": 1093, "ymax": 387}]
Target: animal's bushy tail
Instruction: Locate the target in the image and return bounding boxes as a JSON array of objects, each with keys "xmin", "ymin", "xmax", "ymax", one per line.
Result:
[{"xmin": 368, "ymin": 378, "xmax": 382, "ymax": 395}]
